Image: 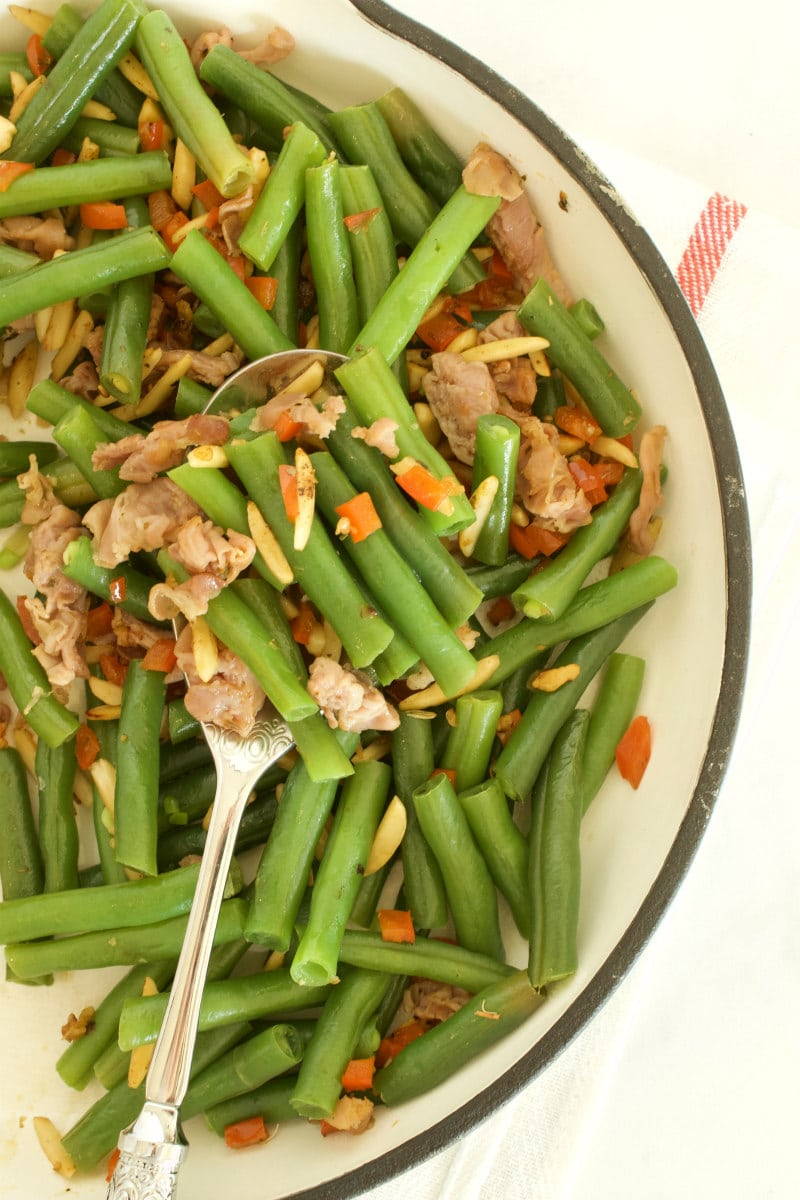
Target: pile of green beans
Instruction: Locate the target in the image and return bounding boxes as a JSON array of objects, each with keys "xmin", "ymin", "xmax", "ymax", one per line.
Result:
[{"xmin": 0, "ymin": 1, "xmax": 678, "ymax": 1172}]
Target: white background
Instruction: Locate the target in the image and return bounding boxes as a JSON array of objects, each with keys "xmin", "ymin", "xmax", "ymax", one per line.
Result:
[{"xmin": 364, "ymin": 3, "xmax": 799, "ymax": 1199}]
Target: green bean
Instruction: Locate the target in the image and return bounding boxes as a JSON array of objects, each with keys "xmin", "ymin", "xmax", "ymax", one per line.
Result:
[
  {"xmin": 268, "ymin": 214, "xmax": 302, "ymax": 344},
  {"xmin": 52, "ymin": 406, "xmax": 124, "ymax": 499},
  {"xmin": 0, "ymin": 52, "xmax": 31, "ymax": 98},
  {"xmin": 182, "ymin": 1023, "xmax": 305, "ymax": 1121},
  {"xmin": 335, "ymin": 347, "xmax": 476, "ymax": 537},
  {"xmin": 0, "ymin": 747, "xmax": 44, "ymax": 901},
  {"xmin": 25, "ymin": 379, "xmax": 134, "ymax": 439},
  {"xmin": 170, "ymin": 229, "xmax": 293, "ymax": 362},
  {"xmin": 198, "ymin": 43, "xmax": 339, "ymax": 156},
  {"xmin": 35, "ymin": 734, "xmax": 79, "ymax": 893},
  {"xmin": 238, "ymin": 121, "xmax": 327, "ymax": 272},
  {"xmin": 0, "ymin": 242, "xmax": 39, "ymax": 278},
  {"xmin": 465, "ymin": 553, "xmax": 533, "ymax": 599},
  {"xmin": 569, "ymin": 297, "xmax": 605, "ymax": 340},
  {"xmin": 244, "ymin": 731, "xmax": 359, "ymax": 951},
  {"xmin": 517, "ymin": 278, "xmax": 642, "ymax": 437},
  {"xmin": 62, "ymin": 1022, "xmax": 251, "ymax": 1170},
  {"xmin": 156, "ymin": 549, "xmax": 318, "ymax": 723},
  {"xmin": 86, "ymin": 718, "xmax": 126, "ymax": 886},
  {"xmin": 6, "ymin": 0, "xmax": 145, "ymax": 164},
  {"xmin": 173, "ymin": 376, "xmax": 213, "ymax": 420},
  {"xmin": 0, "ymin": 154, "xmax": 171, "ymax": 220},
  {"xmin": 512, "ymin": 468, "xmax": 643, "ymax": 620},
  {"xmin": 334, "ymin": 929, "xmax": 514, "ymax": 993},
  {"xmin": 0, "ymin": 439, "xmax": 58, "ymax": 481},
  {"xmin": 328, "ymin": 102, "xmax": 483, "ymax": 295},
  {"xmin": 98, "ymin": 197, "xmax": 153, "ymax": 404},
  {"xmin": 158, "ymin": 737, "xmax": 212, "ymax": 783},
  {"xmin": 41, "ymin": 1, "xmax": 143, "ymax": 127},
  {"xmin": 477, "ymin": 556, "xmax": 678, "ymax": 686},
  {"xmin": 290, "ymin": 967, "xmax": 392, "ymax": 1119},
  {"xmin": 60, "ymin": 536, "xmax": 160, "ymax": 624},
  {"xmin": 375, "ymin": 87, "xmax": 464, "ymax": 208},
  {"xmin": 305, "ymin": 158, "xmax": 360, "ymax": 354},
  {"xmin": 459, "ymin": 778, "xmax": 531, "ymax": 938},
  {"xmin": 165, "ymin": 696, "xmax": 200, "ymax": 744},
  {"xmin": 311, "ymin": 451, "xmax": 478, "ymax": 695},
  {"xmin": 61, "ymin": 116, "xmax": 141, "ymax": 158},
  {"xmin": 493, "ymin": 605, "xmax": 652, "ymax": 803},
  {"xmin": 349, "ymin": 184, "xmax": 500, "ymax": 364},
  {"xmin": 118, "ymin": 968, "xmax": 330, "ymax": 1050},
  {"xmin": 113, "ymin": 658, "xmax": 167, "ymax": 876},
  {"xmin": 291, "ymin": 760, "xmax": 392, "ymax": 986},
  {"xmin": 157, "ymin": 789, "xmax": 279, "ymax": 874},
  {"xmin": 56, "ymin": 959, "xmax": 176, "ymax": 1091},
  {"xmin": 374, "ymin": 970, "xmax": 542, "ymax": 1106},
  {"xmin": 157, "ymin": 766, "xmax": 217, "ymax": 832},
  {"xmin": 0, "ymin": 456, "xmax": 96, "ymax": 527},
  {"xmin": 340, "ymin": 163, "xmax": 400, "ymax": 325},
  {"xmin": 349, "ymin": 860, "xmax": 392, "ymax": 929},
  {"xmin": 0, "ymin": 858, "xmax": 241, "ymax": 945},
  {"xmin": 439, "ymin": 689, "xmax": 504, "ymax": 792},
  {"xmin": 5, "ymin": 898, "xmax": 248, "ymax": 980},
  {"xmin": 528, "ymin": 709, "xmax": 589, "ymax": 987},
  {"xmin": 167, "ymin": 461, "xmax": 289, "ymax": 592},
  {"xmin": 532, "ymin": 372, "xmax": 566, "ymax": 421},
  {"xmin": 412, "ymin": 771, "xmax": 504, "ymax": 960},
  {"xmin": 204, "ymin": 1077, "xmax": 299, "ymax": 1136},
  {"xmin": 582, "ymin": 652, "xmax": 646, "ymax": 811},
  {"xmin": 0, "ymin": 590, "xmax": 79, "ymax": 748},
  {"xmin": 471, "ymin": 414, "xmax": 521, "ymax": 566},
  {"xmin": 325, "ymin": 402, "xmax": 482, "ymax": 628},
  {"xmin": 192, "ymin": 302, "xmax": 227, "ymax": 341},
  {"xmin": 225, "ymin": 432, "xmax": 394, "ymax": 668},
  {"xmin": 391, "ymin": 710, "xmax": 448, "ymax": 930},
  {"xmin": 0, "ymin": 226, "xmax": 170, "ymax": 328},
  {"xmin": 135, "ymin": 9, "xmax": 254, "ymax": 198}
]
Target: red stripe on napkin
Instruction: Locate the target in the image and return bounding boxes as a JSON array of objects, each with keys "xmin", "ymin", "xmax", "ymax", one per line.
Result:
[{"xmin": 676, "ymin": 193, "xmax": 747, "ymax": 316}]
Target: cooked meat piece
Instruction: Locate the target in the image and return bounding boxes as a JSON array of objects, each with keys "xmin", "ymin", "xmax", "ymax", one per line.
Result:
[
  {"xmin": 402, "ymin": 978, "xmax": 471, "ymax": 1023},
  {"xmin": 218, "ymin": 186, "xmax": 255, "ymax": 254},
  {"xmin": 515, "ymin": 415, "xmax": 592, "ymax": 532},
  {"xmin": 148, "ymin": 573, "xmax": 225, "ymax": 623},
  {"xmin": 155, "ymin": 348, "xmax": 243, "ymax": 389},
  {"xmin": 168, "ymin": 517, "xmax": 254, "ymax": 582},
  {"xmin": 174, "ymin": 624, "xmax": 265, "ymax": 736},
  {"xmin": 237, "ymin": 26, "xmax": 294, "ymax": 66},
  {"xmin": 422, "ymin": 350, "xmax": 499, "ymax": 465},
  {"xmin": 463, "ymin": 143, "xmax": 571, "ymax": 305},
  {"xmin": 350, "ymin": 417, "xmax": 400, "ymax": 459},
  {"xmin": 92, "ymin": 414, "xmax": 230, "ymax": 483},
  {"xmin": 83, "ymin": 478, "xmax": 203, "ymax": 568},
  {"xmin": 627, "ymin": 425, "xmax": 667, "ymax": 555},
  {"xmin": 250, "ymin": 391, "xmax": 346, "ymax": 440},
  {"xmin": 321, "ymin": 1096, "xmax": 374, "ymax": 1136},
  {"xmin": 308, "ymin": 656, "xmax": 399, "ymax": 733},
  {"xmin": 112, "ymin": 607, "xmax": 169, "ymax": 651},
  {"xmin": 0, "ymin": 214, "xmax": 73, "ymax": 259},
  {"xmin": 17, "ymin": 455, "xmax": 59, "ymax": 525},
  {"xmin": 25, "ymin": 598, "xmax": 88, "ymax": 687},
  {"xmin": 61, "ymin": 360, "xmax": 101, "ymax": 402},
  {"xmin": 189, "ymin": 26, "xmax": 233, "ymax": 69},
  {"xmin": 478, "ymin": 311, "xmax": 538, "ymax": 410},
  {"xmin": 22, "ymin": 504, "xmax": 88, "ymax": 687}
]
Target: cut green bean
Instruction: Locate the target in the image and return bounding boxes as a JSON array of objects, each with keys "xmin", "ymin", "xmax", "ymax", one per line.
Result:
[
  {"xmin": 291, "ymin": 760, "xmax": 392, "ymax": 986},
  {"xmin": 0, "ymin": 53, "xmax": 31, "ymax": 98},
  {"xmin": 87, "ymin": 718, "xmax": 126, "ymax": 886},
  {"xmin": 412, "ymin": 771, "xmax": 504, "ymax": 960},
  {"xmin": 225, "ymin": 432, "xmax": 393, "ymax": 668},
  {"xmin": 244, "ymin": 731, "xmax": 358, "ymax": 951},
  {"xmin": 182, "ymin": 1022, "xmax": 305, "ymax": 1121},
  {"xmin": 512, "ymin": 468, "xmax": 643, "ymax": 620},
  {"xmin": 311, "ymin": 451, "xmax": 478, "ymax": 694},
  {"xmin": 493, "ymin": 605, "xmax": 652, "ymax": 803},
  {"xmin": 0, "ymin": 154, "xmax": 171, "ymax": 220},
  {"xmin": 391, "ymin": 710, "xmax": 448, "ymax": 930},
  {"xmin": 173, "ymin": 377, "xmax": 213, "ymax": 420},
  {"xmin": 439, "ymin": 689, "xmax": 504, "ymax": 792},
  {"xmin": 569, "ymin": 297, "xmax": 605, "ymax": 340},
  {"xmin": 35, "ymin": 735, "xmax": 79, "ymax": 893},
  {"xmin": 305, "ymin": 158, "xmax": 360, "ymax": 354},
  {"xmin": 291, "ymin": 967, "xmax": 391, "ymax": 1119},
  {"xmin": 0, "ymin": 747, "xmax": 44, "ymax": 901},
  {"xmin": 118, "ymin": 968, "xmax": 330, "ymax": 1050},
  {"xmin": 204, "ymin": 1077, "xmax": 299, "ymax": 1136},
  {"xmin": 340, "ymin": 163, "xmax": 400, "ymax": 325},
  {"xmin": 61, "ymin": 116, "xmax": 141, "ymax": 158},
  {"xmin": 99, "ymin": 197, "xmax": 154, "ymax": 403},
  {"xmin": 471, "ymin": 414, "xmax": 521, "ymax": 566},
  {"xmin": 375, "ymin": 970, "xmax": 541, "ymax": 1105},
  {"xmin": 334, "ymin": 929, "xmax": 514, "ymax": 993},
  {"xmin": 61, "ymin": 536, "xmax": 161, "ymax": 625},
  {"xmin": 582, "ymin": 652, "xmax": 646, "ymax": 811},
  {"xmin": 528, "ymin": 709, "xmax": 589, "ymax": 987},
  {"xmin": 459, "ymin": 778, "xmax": 531, "ymax": 938},
  {"xmin": 0, "ymin": 589, "xmax": 79, "ymax": 748},
  {"xmin": 170, "ymin": 228, "xmax": 293, "ymax": 361},
  {"xmin": 518, "ymin": 278, "xmax": 642, "ymax": 437},
  {"xmin": 376, "ymin": 86, "xmax": 464, "ymax": 208},
  {"xmin": 157, "ymin": 789, "xmax": 279, "ymax": 874},
  {"xmin": 41, "ymin": 0, "xmax": 143, "ymax": 127},
  {"xmin": 0, "ymin": 858, "xmax": 241, "ymax": 945},
  {"xmin": 135, "ymin": 9, "xmax": 254, "ymax": 198},
  {"xmin": 268, "ymin": 214, "xmax": 302, "ymax": 344},
  {"xmin": 0, "ymin": 441, "xmax": 59, "ymax": 477},
  {"xmin": 0, "ymin": 226, "xmax": 170, "ymax": 328},
  {"xmin": 25, "ymin": 379, "xmax": 134, "ymax": 439},
  {"xmin": 238, "ymin": 121, "xmax": 328, "ymax": 272},
  {"xmin": 5, "ymin": 0, "xmax": 146, "ymax": 164},
  {"xmin": 113, "ymin": 658, "xmax": 167, "ymax": 876},
  {"xmin": 52, "ymin": 406, "xmax": 125, "ymax": 500},
  {"xmin": 465, "ymin": 553, "xmax": 533, "ymax": 599}
]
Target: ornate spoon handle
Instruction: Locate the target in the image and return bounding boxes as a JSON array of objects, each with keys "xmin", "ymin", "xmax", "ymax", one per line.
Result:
[{"xmin": 106, "ymin": 1102, "xmax": 186, "ymax": 1200}]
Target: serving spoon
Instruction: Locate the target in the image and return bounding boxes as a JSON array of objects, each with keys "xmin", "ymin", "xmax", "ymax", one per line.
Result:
[{"xmin": 106, "ymin": 349, "xmax": 346, "ymax": 1199}]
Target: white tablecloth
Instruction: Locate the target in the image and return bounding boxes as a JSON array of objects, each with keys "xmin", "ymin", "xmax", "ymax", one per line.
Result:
[{"xmin": 361, "ymin": 2, "xmax": 800, "ymax": 1197}]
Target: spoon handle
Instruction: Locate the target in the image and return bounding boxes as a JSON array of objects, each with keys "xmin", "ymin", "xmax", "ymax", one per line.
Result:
[{"xmin": 106, "ymin": 1102, "xmax": 186, "ymax": 1200}]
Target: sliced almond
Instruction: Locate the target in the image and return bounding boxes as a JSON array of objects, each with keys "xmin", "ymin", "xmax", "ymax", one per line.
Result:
[
  {"xmin": 458, "ymin": 474, "xmax": 499, "ymax": 557},
  {"xmin": 364, "ymin": 795, "xmax": 407, "ymax": 876},
  {"xmin": 89, "ymin": 758, "xmax": 117, "ymax": 815},
  {"xmin": 293, "ymin": 446, "xmax": 316, "ymax": 551},
  {"xmin": 127, "ymin": 977, "xmax": 160, "ymax": 1088},
  {"xmin": 32, "ymin": 1116, "xmax": 76, "ymax": 1178},
  {"xmin": 85, "ymin": 703, "xmax": 122, "ymax": 721},
  {"xmin": 247, "ymin": 500, "xmax": 294, "ymax": 585},
  {"xmin": 399, "ymin": 654, "xmax": 500, "ymax": 711},
  {"xmin": 88, "ymin": 675, "xmax": 124, "ymax": 707},
  {"xmin": 461, "ymin": 335, "xmax": 549, "ymax": 364},
  {"xmin": 118, "ymin": 51, "xmax": 159, "ymax": 99},
  {"xmin": 530, "ymin": 663, "xmax": 580, "ymax": 692},
  {"xmin": 9, "ymin": 6, "xmax": 53, "ymax": 35},
  {"xmin": 592, "ymin": 434, "xmax": 639, "ymax": 468},
  {"xmin": 191, "ymin": 616, "xmax": 218, "ymax": 683}
]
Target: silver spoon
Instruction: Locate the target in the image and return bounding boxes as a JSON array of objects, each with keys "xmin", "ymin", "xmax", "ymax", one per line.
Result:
[{"xmin": 106, "ymin": 349, "xmax": 345, "ymax": 1199}]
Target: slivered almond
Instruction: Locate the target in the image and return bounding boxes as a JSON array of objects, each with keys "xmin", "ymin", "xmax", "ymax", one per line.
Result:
[
  {"xmin": 9, "ymin": 6, "xmax": 53, "ymax": 35},
  {"xmin": 171, "ymin": 137, "xmax": 196, "ymax": 211},
  {"xmin": 413, "ymin": 401, "xmax": 440, "ymax": 446},
  {"xmin": 531, "ymin": 663, "xmax": 580, "ymax": 692},
  {"xmin": 32, "ymin": 1117, "xmax": 76, "ymax": 1178},
  {"xmin": 8, "ymin": 340, "xmax": 38, "ymax": 419},
  {"xmin": 89, "ymin": 758, "xmax": 116, "ymax": 814},
  {"xmin": 293, "ymin": 446, "xmax": 316, "ymax": 551},
  {"xmin": 458, "ymin": 474, "xmax": 499, "ymax": 558},
  {"xmin": 399, "ymin": 654, "xmax": 500, "ymax": 711},
  {"xmin": 461, "ymin": 335, "xmax": 549, "ymax": 364},
  {"xmin": 50, "ymin": 309, "xmax": 94, "ymax": 382},
  {"xmin": 85, "ymin": 703, "xmax": 122, "ymax": 721},
  {"xmin": 118, "ymin": 51, "xmax": 159, "ymax": 98},
  {"xmin": 364, "ymin": 795, "xmax": 407, "ymax": 876},
  {"xmin": 187, "ymin": 444, "xmax": 229, "ymax": 468},
  {"xmin": 127, "ymin": 977, "xmax": 160, "ymax": 1088},
  {"xmin": 191, "ymin": 616, "xmax": 218, "ymax": 683},
  {"xmin": 446, "ymin": 326, "xmax": 479, "ymax": 354},
  {"xmin": 592, "ymin": 434, "xmax": 639, "ymax": 468},
  {"xmin": 247, "ymin": 501, "xmax": 294, "ymax": 585},
  {"xmin": 80, "ymin": 100, "xmax": 117, "ymax": 121},
  {"xmin": 88, "ymin": 676, "xmax": 124, "ymax": 707}
]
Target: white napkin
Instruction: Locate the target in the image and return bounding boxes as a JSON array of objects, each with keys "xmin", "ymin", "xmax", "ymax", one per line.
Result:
[{"xmin": 362, "ymin": 144, "xmax": 799, "ymax": 1198}]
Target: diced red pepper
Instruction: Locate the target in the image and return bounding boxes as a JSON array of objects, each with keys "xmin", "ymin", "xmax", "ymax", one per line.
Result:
[
  {"xmin": 160, "ymin": 210, "xmax": 190, "ymax": 253},
  {"xmin": 334, "ymin": 492, "xmax": 382, "ymax": 543},
  {"xmin": 51, "ymin": 147, "xmax": 76, "ymax": 167},
  {"xmin": 139, "ymin": 120, "xmax": 165, "ymax": 152},
  {"xmin": 108, "ymin": 575, "xmax": 127, "ymax": 603},
  {"xmin": 75, "ymin": 723, "xmax": 101, "ymax": 771},
  {"xmin": 223, "ymin": 1116, "xmax": 269, "ymax": 1149},
  {"xmin": 416, "ymin": 297, "xmax": 473, "ymax": 352},
  {"xmin": 343, "ymin": 206, "xmax": 382, "ymax": 232},
  {"xmin": 79, "ymin": 202, "xmax": 129, "ymax": 231},
  {"xmin": 191, "ymin": 178, "xmax": 225, "ymax": 211},
  {"xmin": 377, "ymin": 909, "xmax": 416, "ymax": 945},
  {"xmin": 375, "ymin": 1019, "xmax": 430, "ymax": 1068},
  {"xmin": 486, "ymin": 595, "xmax": 516, "ymax": 625},
  {"xmin": 85, "ymin": 602, "xmax": 114, "ymax": 641},
  {"xmin": 615, "ymin": 714, "xmax": 652, "ymax": 789},
  {"xmin": 340, "ymin": 1056, "xmax": 376, "ymax": 1092},
  {"xmin": 26, "ymin": 33, "xmax": 52, "ymax": 77},
  {"xmin": 274, "ymin": 410, "xmax": 303, "ymax": 443},
  {"xmin": 105, "ymin": 1148, "xmax": 120, "ymax": 1182},
  {"xmin": 509, "ymin": 522, "xmax": 569, "ymax": 560},
  {"xmin": 278, "ymin": 463, "xmax": 299, "ymax": 523},
  {"xmin": 568, "ymin": 456, "xmax": 609, "ymax": 506},
  {"xmin": 290, "ymin": 599, "xmax": 316, "ymax": 646},
  {"xmin": 99, "ymin": 651, "xmax": 129, "ymax": 687},
  {"xmin": 430, "ymin": 766, "xmax": 456, "ymax": 787},
  {"xmin": 394, "ymin": 463, "xmax": 460, "ymax": 513},
  {"xmin": 553, "ymin": 404, "xmax": 602, "ymax": 445},
  {"xmin": 140, "ymin": 637, "xmax": 177, "ymax": 674},
  {"xmin": 0, "ymin": 162, "xmax": 35, "ymax": 193},
  {"xmin": 245, "ymin": 275, "xmax": 279, "ymax": 310}
]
